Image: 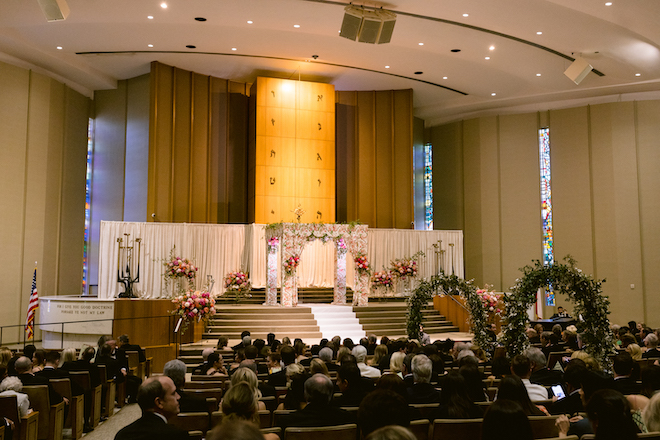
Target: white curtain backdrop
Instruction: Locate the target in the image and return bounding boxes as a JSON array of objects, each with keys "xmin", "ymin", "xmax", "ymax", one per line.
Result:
[{"xmin": 98, "ymin": 221, "xmax": 463, "ymax": 299}]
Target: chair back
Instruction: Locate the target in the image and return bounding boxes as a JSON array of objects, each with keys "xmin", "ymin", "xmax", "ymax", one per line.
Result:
[
  {"xmin": 262, "ymin": 427, "xmax": 282, "ymax": 437},
  {"xmin": 273, "ymin": 409, "xmax": 296, "ymax": 427},
  {"xmin": 284, "ymin": 423, "xmax": 358, "ymax": 440},
  {"xmin": 185, "ymin": 381, "xmax": 223, "ymax": 390},
  {"xmin": 537, "ymin": 436, "xmax": 578, "ymax": 440},
  {"xmin": 191, "ymin": 374, "xmax": 228, "ymax": 382},
  {"xmin": 411, "ymin": 403, "xmax": 440, "ymax": 420},
  {"xmin": 639, "ymin": 433, "xmax": 660, "ymax": 440},
  {"xmin": 185, "ymin": 388, "xmax": 223, "ymax": 410},
  {"xmin": 169, "ymin": 412, "xmax": 210, "ymax": 434},
  {"xmin": 260, "ymin": 395, "xmax": 277, "ymax": 412},
  {"xmin": 49, "ymin": 378, "xmax": 73, "ymax": 401},
  {"xmin": 409, "ymin": 419, "xmax": 430, "ymax": 440},
  {"xmin": 211, "ymin": 411, "xmax": 223, "ymax": 428},
  {"xmin": 126, "ymin": 351, "xmax": 140, "ymax": 369},
  {"xmin": 22, "ymin": 385, "xmax": 59, "ymax": 440},
  {"xmin": 258, "ymin": 409, "xmax": 271, "ymax": 428},
  {"xmin": 528, "ymin": 415, "xmax": 559, "ymax": 439},
  {"xmin": 69, "ymin": 371, "xmax": 92, "ymax": 390},
  {"xmin": 431, "ymin": 418, "xmax": 483, "ymax": 440},
  {"xmin": 0, "ymin": 395, "xmax": 20, "ymax": 437},
  {"xmin": 486, "ymin": 387, "xmax": 498, "ymax": 401},
  {"xmin": 97, "ymin": 365, "xmax": 108, "ymax": 383},
  {"xmin": 546, "ymin": 352, "xmax": 570, "ymax": 369}
]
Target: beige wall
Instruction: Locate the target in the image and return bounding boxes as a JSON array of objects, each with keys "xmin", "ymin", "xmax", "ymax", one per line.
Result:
[
  {"xmin": 0, "ymin": 61, "xmax": 90, "ymax": 343},
  {"xmin": 429, "ymin": 101, "xmax": 660, "ymax": 327}
]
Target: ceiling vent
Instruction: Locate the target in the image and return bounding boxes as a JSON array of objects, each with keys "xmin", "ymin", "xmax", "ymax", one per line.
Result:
[
  {"xmin": 36, "ymin": 0, "xmax": 70, "ymax": 22},
  {"xmin": 340, "ymin": 5, "xmax": 396, "ymax": 44}
]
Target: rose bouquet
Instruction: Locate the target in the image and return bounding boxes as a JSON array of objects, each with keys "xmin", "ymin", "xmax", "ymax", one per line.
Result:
[
  {"xmin": 267, "ymin": 237, "xmax": 279, "ymax": 254},
  {"xmin": 390, "ymin": 258, "xmax": 418, "ymax": 280},
  {"xmin": 283, "ymin": 255, "xmax": 300, "ymax": 275},
  {"xmin": 170, "ymin": 290, "xmax": 216, "ymax": 334},
  {"xmin": 477, "ymin": 288, "xmax": 502, "ymax": 315},
  {"xmin": 354, "ymin": 253, "xmax": 371, "ymax": 275},
  {"xmin": 371, "ymin": 270, "xmax": 394, "ymax": 289},
  {"xmin": 164, "ymin": 255, "xmax": 198, "ymax": 280},
  {"xmin": 224, "ymin": 270, "xmax": 251, "ymax": 303}
]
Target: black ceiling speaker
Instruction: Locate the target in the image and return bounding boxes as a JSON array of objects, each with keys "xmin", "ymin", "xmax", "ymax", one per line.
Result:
[{"xmin": 340, "ymin": 5, "xmax": 396, "ymax": 44}]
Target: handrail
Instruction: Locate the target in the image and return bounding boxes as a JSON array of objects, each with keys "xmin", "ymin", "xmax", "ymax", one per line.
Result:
[{"xmin": 0, "ymin": 314, "xmax": 175, "ymax": 349}]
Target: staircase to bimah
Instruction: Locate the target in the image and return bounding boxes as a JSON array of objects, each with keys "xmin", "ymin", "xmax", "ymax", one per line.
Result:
[{"xmin": 352, "ymin": 303, "xmax": 460, "ymax": 336}]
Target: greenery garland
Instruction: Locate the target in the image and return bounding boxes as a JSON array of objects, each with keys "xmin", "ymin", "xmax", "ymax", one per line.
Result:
[
  {"xmin": 502, "ymin": 256, "xmax": 614, "ymax": 369},
  {"xmin": 406, "ymin": 271, "xmax": 497, "ymax": 358}
]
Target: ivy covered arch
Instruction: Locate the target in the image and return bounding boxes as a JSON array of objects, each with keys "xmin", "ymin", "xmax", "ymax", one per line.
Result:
[
  {"xmin": 501, "ymin": 256, "xmax": 614, "ymax": 369},
  {"xmin": 406, "ymin": 271, "xmax": 498, "ymax": 358}
]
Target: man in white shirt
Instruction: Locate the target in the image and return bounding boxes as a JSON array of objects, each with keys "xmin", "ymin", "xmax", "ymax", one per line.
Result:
[
  {"xmin": 352, "ymin": 345, "xmax": 381, "ymax": 379},
  {"xmin": 511, "ymin": 354, "xmax": 549, "ymax": 402}
]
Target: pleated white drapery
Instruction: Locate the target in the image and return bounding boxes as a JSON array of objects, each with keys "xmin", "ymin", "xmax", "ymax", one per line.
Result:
[{"xmin": 98, "ymin": 221, "xmax": 464, "ymax": 300}]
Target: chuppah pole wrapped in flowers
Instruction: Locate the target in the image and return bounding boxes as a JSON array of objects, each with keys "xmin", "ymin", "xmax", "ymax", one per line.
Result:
[{"xmin": 265, "ymin": 222, "xmax": 370, "ymax": 307}]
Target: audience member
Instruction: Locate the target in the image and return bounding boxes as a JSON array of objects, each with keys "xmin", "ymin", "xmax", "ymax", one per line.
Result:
[
  {"xmin": 510, "ymin": 354, "xmax": 548, "ymax": 401},
  {"xmin": 278, "ymin": 373, "xmax": 354, "ymax": 429},
  {"xmin": 228, "ymin": 367, "xmax": 266, "ymax": 410},
  {"xmin": 459, "ymin": 363, "xmax": 488, "ymax": 402},
  {"xmin": 31, "ymin": 349, "xmax": 46, "ymax": 373},
  {"xmin": 116, "ymin": 334, "xmax": 146, "ymax": 365},
  {"xmin": 613, "ymin": 352, "xmax": 641, "ymax": 395},
  {"xmin": 366, "ymin": 425, "xmax": 417, "ymax": 440},
  {"xmin": 309, "ymin": 358, "xmax": 330, "ymax": 377},
  {"xmin": 279, "ymin": 363, "xmax": 308, "ymax": 410},
  {"xmin": 243, "ymin": 345, "xmax": 267, "ymax": 374},
  {"xmin": 0, "ymin": 347, "xmax": 12, "ymax": 366},
  {"xmin": 267, "ymin": 345, "xmax": 295, "ymax": 387},
  {"xmin": 216, "ymin": 335, "xmax": 229, "ymax": 350},
  {"xmin": 643, "ymin": 334, "xmax": 660, "ymax": 359},
  {"xmin": 353, "ymin": 345, "xmax": 381, "ymax": 379},
  {"xmin": 390, "ymin": 352, "xmax": 405, "ymax": 378},
  {"xmin": 358, "ymin": 389, "xmax": 410, "ymax": 438},
  {"xmin": 526, "ymin": 347, "xmax": 563, "ymax": 386},
  {"xmin": 192, "ymin": 347, "xmax": 215, "ymax": 375},
  {"xmin": 15, "ymin": 355, "xmax": 64, "ymax": 407},
  {"xmin": 163, "ymin": 359, "xmax": 206, "ymax": 413},
  {"xmin": 319, "ymin": 347, "xmax": 338, "ymax": 372},
  {"xmin": 406, "ymin": 354, "xmax": 440, "ymax": 404},
  {"xmin": 437, "ymin": 371, "xmax": 483, "ymax": 419},
  {"xmin": 550, "ymin": 359, "xmax": 587, "ymax": 415},
  {"xmin": 232, "ymin": 331, "xmax": 251, "ymax": 352},
  {"xmin": 333, "ymin": 361, "xmax": 367, "ymax": 407},
  {"xmin": 207, "ymin": 419, "xmax": 264, "ymax": 440},
  {"xmin": 643, "ymin": 392, "xmax": 660, "ymax": 433},
  {"xmin": 366, "ymin": 334, "xmax": 378, "ymax": 355},
  {"xmin": 496, "ymin": 375, "xmax": 547, "ymax": 415},
  {"xmin": 207, "ymin": 353, "xmax": 228, "ymax": 376},
  {"xmin": 114, "ymin": 376, "xmax": 187, "ymax": 440},
  {"xmin": 626, "ymin": 343, "xmax": 643, "ymax": 361},
  {"xmin": 482, "ymin": 400, "xmax": 533, "ymax": 440},
  {"xmin": 0, "ymin": 376, "xmax": 30, "ymax": 417}
]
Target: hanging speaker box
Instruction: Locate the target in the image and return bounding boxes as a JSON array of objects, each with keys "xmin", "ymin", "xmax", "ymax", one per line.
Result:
[
  {"xmin": 564, "ymin": 57, "xmax": 593, "ymax": 85},
  {"xmin": 37, "ymin": 0, "xmax": 70, "ymax": 21},
  {"xmin": 340, "ymin": 8, "xmax": 363, "ymax": 41}
]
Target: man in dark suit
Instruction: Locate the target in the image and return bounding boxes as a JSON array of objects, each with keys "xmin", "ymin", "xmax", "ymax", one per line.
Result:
[
  {"xmin": 97, "ymin": 343, "xmax": 141, "ymax": 405},
  {"xmin": 15, "ymin": 355, "xmax": 65, "ymax": 407},
  {"xmin": 332, "ymin": 362, "xmax": 367, "ymax": 407},
  {"xmin": 278, "ymin": 373, "xmax": 355, "ymax": 429},
  {"xmin": 643, "ymin": 334, "xmax": 660, "ymax": 359},
  {"xmin": 551, "ymin": 306, "xmax": 571, "ymax": 319},
  {"xmin": 36, "ymin": 350, "xmax": 85, "ymax": 397},
  {"xmin": 162, "ymin": 359, "xmax": 207, "ymax": 413},
  {"xmin": 406, "ymin": 354, "xmax": 441, "ymax": 404},
  {"xmin": 114, "ymin": 376, "xmax": 188, "ymax": 440},
  {"xmin": 550, "ymin": 359, "xmax": 587, "ymax": 416},
  {"xmin": 612, "ymin": 352, "xmax": 641, "ymax": 395},
  {"xmin": 527, "ymin": 347, "xmax": 563, "ymax": 386},
  {"xmin": 116, "ymin": 334, "xmax": 146, "ymax": 365}
]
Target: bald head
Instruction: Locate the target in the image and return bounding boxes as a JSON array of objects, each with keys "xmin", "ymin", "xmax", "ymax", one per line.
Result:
[{"xmin": 15, "ymin": 356, "xmax": 32, "ymax": 374}]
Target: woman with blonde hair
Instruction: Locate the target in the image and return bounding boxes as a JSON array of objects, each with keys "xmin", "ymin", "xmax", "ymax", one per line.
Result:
[
  {"xmin": 390, "ymin": 352, "xmax": 406, "ymax": 378},
  {"xmin": 60, "ymin": 348, "xmax": 77, "ymax": 367},
  {"xmin": 371, "ymin": 344, "xmax": 388, "ymax": 367},
  {"xmin": 0, "ymin": 347, "xmax": 12, "ymax": 366},
  {"xmin": 336, "ymin": 346, "xmax": 351, "ymax": 364},
  {"xmin": 627, "ymin": 343, "xmax": 643, "ymax": 361},
  {"xmin": 309, "ymin": 358, "xmax": 329, "ymax": 377},
  {"xmin": 229, "ymin": 367, "xmax": 266, "ymax": 410},
  {"xmin": 220, "ymin": 382, "xmax": 278, "ymax": 440},
  {"xmin": 643, "ymin": 392, "xmax": 660, "ymax": 432}
]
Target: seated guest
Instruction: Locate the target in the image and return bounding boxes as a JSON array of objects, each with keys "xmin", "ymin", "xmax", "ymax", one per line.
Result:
[
  {"xmin": 0, "ymin": 376, "xmax": 31, "ymax": 417},
  {"xmin": 371, "ymin": 345, "xmax": 388, "ymax": 368},
  {"xmin": 551, "ymin": 306, "xmax": 571, "ymax": 319},
  {"xmin": 309, "ymin": 358, "xmax": 330, "ymax": 377},
  {"xmin": 232, "ymin": 331, "xmax": 251, "ymax": 352},
  {"xmin": 163, "ymin": 359, "xmax": 206, "ymax": 413},
  {"xmin": 562, "ymin": 329, "xmax": 579, "ymax": 351},
  {"xmin": 15, "ymin": 356, "xmax": 64, "ymax": 407},
  {"xmin": 613, "ymin": 352, "xmax": 641, "ymax": 395},
  {"xmin": 459, "ymin": 362, "xmax": 488, "ymax": 402},
  {"xmin": 626, "ymin": 343, "xmax": 643, "ymax": 361},
  {"xmin": 116, "ymin": 334, "xmax": 146, "ymax": 365},
  {"xmin": 36, "ymin": 350, "xmax": 85, "ymax": 397},
  {"xmin": 643, "ymin": 392, "xmax": 660, "ymax": 433},
  {"xmin": 550, "ymin": 358, "xmax": 587, "ymax": 415},
  {"xmin": 366, "ymin": 334, "xmax": 378, "ymax": 355},
  {"xmin": 526, "ymin": 347, "xmax": 563, "ymax": 386},
  {"xmin": 541, "ymin": 332, "xmax": 563, "ymax": 358},
  {"xmin": 558, "ymin": 370, "xmax": 616, "ymax": 438},
  {"xmin": 406, "ymin": 354, "xmax": 441, "ymax": 404},
  {"xmin": 367, "ymin": 425, "xmax": 417, "ymax": 440},
  {"xmin": 437, "ymin": 371, "xmax": 483, "ymax": 419},
  {"xmin": 229, "ymin": 367, "xmax": 267, "ymax": 410},
  {"xmin": 294, "ymin": 341, "xmax": 308, "ymax": 364},
  {"xmin": 219, "ymin": 382, "xmax": 279, "ymax": 440},
  {"xmin": 526, "ymin": 328, "xmax": 541, "ymax": 345},
  {"xmin": 60, "ymin": 347, "xmax": 77, "ymax": 366},
  {"xmin": 96, "ymin": 343, "xmax": 140, "ymax": 404},
  {"xmin": 207, "ymin": 418, "xmax": 266, "ymax": 440},
  {"xmin": 390, "ymin": 352, "xmax": 406, "ymax": 378},
  {"xmin": 31, "ymin": 349, "xmax": 46, "ymax": 373},
  {"xmin": 278, "ymin": 373, "xmax": 355, "ymax": 429},
  {"xmin": 242, "ymin": 345, "xmax": 267, "ymax": 374},
  {"xmin": 318, "ymin": 347, "xmax": 339, "ymax": 372},
  {"xmin": 114, "ymin": 376, "xmax": 187, "ymax": 440},
  {"xmin": 206, "ymin": 353, "xmax": 228, "ymax": 376},
  {"xmin": 61, "ymin": 346, "xmax": 101, "ymax": 386},
  {"xmin": 342, "ymin": 338, "xmax": 355, "ymax": 351},
  {"xmin": 300, "ymin": 344, "xmax": 320, "ymax": 367},
  {"xmin": 510, "ymin": 354, "xmax": 548, "ymax": 401},
  {"xmin": 266, "ymin": 352, "xmax": 281, "ymax": 375},
  {"xmin": 267, "ymin": 345, "xmax": 295, "ymax": 387},
  {"xmin": 496, "ymin": 375, "xmax": 548, "ymax": 415},
  {"xmin": 192, "ymin": 347, "xmax": 215, "ymax": 375},
  {"xmin": 278, "ymin": 363, "xmax": 308, "ymax": 410},
  {"xmin": 216, "ymin": 335, "xmax": 229, "ymax": 350},
  {"xmin": 336, "ymin": 346, "xmax": 351, "ymax": 365},
  {"xmin": 358, "ymin": 389, "xmax": 411, "ymax": 438},
  {"xmin": 641, "ymin": 364, "xmax": 660, "ymax": 398},
  {"xmin": 353, "ymin": 345, "xmax": 381, "ymax": 379},
  {"xmin": 482, "ymin": 400, "xmax": 533, "ymax": 440},
  {"xmin": 643, "ymin": 333, "xmax": 660, "ymax": 359},
  {"xmin": 487, "ymin": 356, "xmax": 510, "ymax": 384},
  {"xmin": 333, "ymin": 362, "xmax": 367, "ymax": 407}
]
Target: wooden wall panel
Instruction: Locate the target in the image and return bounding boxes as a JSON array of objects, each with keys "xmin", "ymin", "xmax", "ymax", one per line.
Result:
[
  {"xmin": 375, "ymin": 91, "xmax": 394, "ymax": 227},
  {"xmin": 191, "ymin": 73, "xmax": 210, "ymax": 223},
  {"xmin": 393, "ymin": 90, "xmax": 413, "ymax": 229},
  {"xmin": 149, "ymin": 63, "xmax": 173, "ymax": 222},
  {"xmin": 357, "ymin": 91, "xmax": 377, "ymax": 225},
  {"xmin": 172, "ymin": 69, "xmax": 192, "ymax": 222}
]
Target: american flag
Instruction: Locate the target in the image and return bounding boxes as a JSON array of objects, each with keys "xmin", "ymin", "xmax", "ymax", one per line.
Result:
[{"xmin": 25, "ymin": 269, "xmax": 39, "ymax": 340}]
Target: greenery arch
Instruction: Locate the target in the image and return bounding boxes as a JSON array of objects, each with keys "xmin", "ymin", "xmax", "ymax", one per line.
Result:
[
  {"xmin": 406, "ymin": 271, "xmax": 497, "ymax": 358},
  {"xmin": 501, "ymin": 256, "xmax": 614, "ymax": 369}
]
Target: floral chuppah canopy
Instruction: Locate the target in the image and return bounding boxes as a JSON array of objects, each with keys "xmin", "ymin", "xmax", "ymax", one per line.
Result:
[{"xmin": 265, "ymin": 223, "xmax": 369, "ymax": 307}]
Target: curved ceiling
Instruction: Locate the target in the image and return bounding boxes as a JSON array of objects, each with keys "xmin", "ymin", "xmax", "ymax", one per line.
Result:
[{"xmin": 1, "ymin": 0, "xmax": 659, "ymax": 125}]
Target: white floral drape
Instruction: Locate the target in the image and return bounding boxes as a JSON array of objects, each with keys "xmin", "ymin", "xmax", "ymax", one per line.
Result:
[{"xmin": 98, "ymin": 221, "xmax": 464, "ymax": 300}]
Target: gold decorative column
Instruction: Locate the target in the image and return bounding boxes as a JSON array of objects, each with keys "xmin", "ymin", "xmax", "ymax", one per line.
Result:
[{"xmin": 248, "ymin": 77, "xmax": 335, "ymax": 223}]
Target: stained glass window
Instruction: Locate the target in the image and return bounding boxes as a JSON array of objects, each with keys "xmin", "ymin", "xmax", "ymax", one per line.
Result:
[
  {"xmin": 539, "ymin": 128, "xmax": 555, "ymax": 306},
  {"xmin": 82, "ymin": 120, "xmax": 93, "ymax": 295},
  {"xmin": 424, "ymin": 143, "xmax": 433, "ymax": 230}
]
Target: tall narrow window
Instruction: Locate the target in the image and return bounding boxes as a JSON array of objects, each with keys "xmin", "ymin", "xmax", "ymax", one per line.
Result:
[
  {"xmin": 539, "ymin": 128, "xmax": 555, "ymax": 306},
  {"xmin": 82, "ymin": 119, "xmax": 93, "ymax": 296},
  {"xmin": 424, "ymin": 143, "xmax": 433, "ymax": 230}
]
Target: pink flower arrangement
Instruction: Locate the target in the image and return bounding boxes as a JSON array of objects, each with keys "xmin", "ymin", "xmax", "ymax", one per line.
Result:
[
  {"xmin": 354, "ymin": 254, "xmax": 371, "ymax": 275},
  {"xmin": 164, "ymin": 256, "xmax": 197, "ymax": 280},
  {"xmin": 337, "ymin": 238, "xmax": 347, "ymax": 251},
  {"xmin": 283, "ymin": 255, "xmax": 301, "ymax": 275},
  {"xmin": 477, "ymin": 289, "xmax": 502, "ymax": 315},
  {"xmin": 224, "ymin": 271, "xmax": 250, "ymax": 292},
  {"xmin": 390, "ymin": 258, "xmax": 418, "ymax": 280},
  {"xmin": 170, "ymin": 290, "xmax": 216, "ymax": 334},
  {"xmin": 371, "ymin": 270, "xmax": 394, "ymax": 288}
]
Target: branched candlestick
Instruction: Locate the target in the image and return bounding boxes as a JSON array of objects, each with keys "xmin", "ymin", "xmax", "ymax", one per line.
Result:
[
  {"xmin": 432, "ymin": 239, "xmax": 443, "ymax": 275},
  {"xmin": 117, "ymin": 234, "xmax": 141, "ymax": 298}
]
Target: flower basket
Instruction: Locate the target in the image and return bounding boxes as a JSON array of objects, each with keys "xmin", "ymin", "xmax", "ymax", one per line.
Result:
[
  {"xmin": 170, "ymin": 290, "xmax": 216, "ymax": 335},
  {"xmin": 223, "ymin": 271, "xmax": 251, "ymax": 303}
]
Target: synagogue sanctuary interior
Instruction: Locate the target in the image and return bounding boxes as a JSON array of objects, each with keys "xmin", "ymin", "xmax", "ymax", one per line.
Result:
[{"xmin": 2, "ymin": 0, "xmax": 660, "ymax": 344}]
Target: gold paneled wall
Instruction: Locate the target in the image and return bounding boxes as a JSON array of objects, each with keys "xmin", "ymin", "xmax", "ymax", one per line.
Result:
[{"xmin": 249, "ymin": 77, "xmax": 335, "ymax": 223}]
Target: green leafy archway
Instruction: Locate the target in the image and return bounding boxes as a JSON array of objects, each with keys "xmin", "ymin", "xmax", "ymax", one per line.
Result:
[{"xmin": 501, "ymin": 256, "xmax": 614, "ymax": 369}]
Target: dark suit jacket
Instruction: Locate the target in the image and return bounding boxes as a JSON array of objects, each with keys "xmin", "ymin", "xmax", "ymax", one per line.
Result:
[
  {"xmin": 267, "ymin": 369, "xmax": 287, "ymax": 387},
  {"xmin": 549, "ymin": 391, "xmax": 583, "ymax": 416},
  {"xmin": 278, "ymin": 402, "xmax": 355, "ymax": 429},
  {"xmin": 117, "ymin": 343, "xmax": 146, "ymax": 365},
  {"xmin": 61, "ymin": 359, "xmax": 101, "ymax": 387},
  {"xmin": 530, "ymin": 367, "xmax": 564, "ymax": 386},
  {"xmin": 331, "ymin": 387, "xmax": 367, "ymax": 408},
  {"xmin": 643, "ymin": 348, "xmax": 660, "ymax": 359},
  {"xmin": 406, "ymin": 382, "xmax": 441, "ymax": 404},
  {"xmin": 115, "ymin": 412, "xmax": 188, "ymax": 440},
  {"xmin": 18, "ymin": 373, "xmax": 63, "ymax": 405},
  {"xmin": 96, "ymin": 354, "xmax": 125, "ymax": 383},
  {"xmin": 36, "ymin": 367, "xmax": 85, "ymax": 396},
  {"xmin": 613, "ymin": 376, "xmax": 641, "ymax": 395}
]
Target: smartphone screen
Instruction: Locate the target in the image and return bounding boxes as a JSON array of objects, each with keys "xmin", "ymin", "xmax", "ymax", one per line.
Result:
[{"xmin": 552, "ymin": 384, "xmax": 566, "ymax": 400}]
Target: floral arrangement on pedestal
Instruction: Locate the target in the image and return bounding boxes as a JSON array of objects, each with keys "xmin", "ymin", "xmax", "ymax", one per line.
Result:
[
  {"xmin": 371, "ymin": 270, "xmax": 394, "ymax": 297},
  {"xmin": 162, "ymin": 246, "xmax": 198, "ymax": 296},
  {"xmin": 354, "ymin": 253, "xmax": 371, "ymax": 275},
  {"xmin": 223, "ymin": 271, "xmax": 251, "ymax": 303},
  {"xmin": 170, "ymin": 290, "xmax": 216, "ymax": 335},
  {"xmin": 283, "ymin": 255, "xmax": 301, "ymax": 275},
  {"xmin": 390, "ymin": 258, "xmax": 418, "ymax": 280},
  {"xmin": 267, "ymin": 237, "xmax": 279, "ymax": 254}
]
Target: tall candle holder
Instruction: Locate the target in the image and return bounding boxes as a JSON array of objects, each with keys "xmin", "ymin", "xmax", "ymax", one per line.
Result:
[{"xmin": 117, "ymin": 234, "xmax": 141, "ymax": 298}]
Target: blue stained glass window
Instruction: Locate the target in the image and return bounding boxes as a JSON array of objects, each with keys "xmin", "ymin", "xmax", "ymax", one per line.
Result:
[
  {"xmin": 83, "ymin": 120, "xmax": 93, "ymax": 295},
  {"xmin": 424, "ymin": 143, "xmax": 433, "ymax": 230},
  {"xmin": 539, "ymin": 128, "xmax": 555, "ymax": 306}
]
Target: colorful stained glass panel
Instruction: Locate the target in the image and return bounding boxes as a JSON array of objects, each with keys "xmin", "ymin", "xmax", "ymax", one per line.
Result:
[{"xmin": 539, "ymin": 128, "xmax": 555, "ymax": 306}]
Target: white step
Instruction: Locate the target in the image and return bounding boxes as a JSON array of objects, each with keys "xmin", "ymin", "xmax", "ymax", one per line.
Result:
[{"xmin": 310, "ymin": 304, "xmax": 366, "ymax": 341}]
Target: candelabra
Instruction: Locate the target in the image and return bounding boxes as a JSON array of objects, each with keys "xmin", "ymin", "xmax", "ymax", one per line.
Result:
[{"xmin": 117, "ymin": 234, "xmax": 141, "ymax": 298}]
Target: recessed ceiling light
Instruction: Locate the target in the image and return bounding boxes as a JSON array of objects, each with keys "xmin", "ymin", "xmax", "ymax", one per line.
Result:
[
  {"xmin": 605, "ymin": 2, "xmax": 612, "ymax": 5},
  {"xmin": 463, "ymin": 13, "xmax": 469, "ymax": 17},
  {"xmin": 491, "ymin": 93, "xmax": 496, "ymax": 96},
  {"xmin": 148, "ymin": 44, "xmax": 153, "ymax": 48},
  {"xmin": 418, "ymin": 42, "xmax": 424, "ymax": 46},
  {"xmin": 160, "ymin": 2, "xmax": 167, "ymax": 8},
  {"xmin": 385, "ymin": 65, "xmax": 390, "ymax": 68},
  {"xmin": 443, "ymin": 76, "xmax": 447, "ymax": 79},
  {"xmin": 293, "ymin": 24, "xmax": 300, "ymax": 28},
  {"xmin": 186, "ymin": 45, "xmax": 196, "ymax": 49},
  {"xmin": 485, "ymin": 57, "xmax": 490, "ymax": 60},
  {"xmin": 537, "ymin": 31, "xmax": 543, "ymax": 35},
  {"xmin": 536, "ymin": 73, "xmax": 542, "ymax": 76},
  {"xmin": 147, "ymin": 15, "xmax": 153, "ymax": 19},
  {"xmin": 232, "ymin": 48, "xmax": 237, "ymax": 51},
  {"xmin": 247, "ymin": 20, "xmax": 253, "ymax": 24},
  {"xmin": 56, "ymin": 46, "xmax": 62, "ymax": 50},
  {"xmin": 635, "ymin": 73, "xmax": 641, "ymax": 76},
  {"xmin": 194, "ymin": 17, "xmax": 207, "ymax": 22},
  {"xmin": 489, "ymin": 46, "xmax": 495, "ymax": 51}
]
